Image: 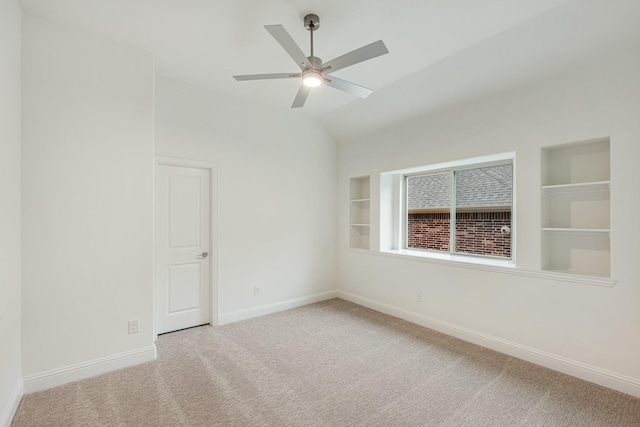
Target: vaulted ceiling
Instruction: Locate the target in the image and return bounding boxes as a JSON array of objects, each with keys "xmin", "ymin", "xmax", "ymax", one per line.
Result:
[{"xmin": 19, "ymin": 0, "xmax": 640, "ymax": 140}]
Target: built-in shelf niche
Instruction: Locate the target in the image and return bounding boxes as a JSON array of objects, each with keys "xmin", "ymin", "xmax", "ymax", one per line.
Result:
[
  {"xmin": 349, "ymin": 176, "xmax": 370, "ymax": 250},
  {"xmin": 541, "ymin": 138, "xmax": 610, "ymax": 278}
]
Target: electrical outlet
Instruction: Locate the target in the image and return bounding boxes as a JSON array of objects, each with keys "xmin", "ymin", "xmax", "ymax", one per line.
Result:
[
  {"xmin": 254, "ymin": 286, "xmax": 261, "ymax": 296},
  {"xmin": 128, "ymin": 320, "xmax": 139, "ymax": 334},
  {"xmin": 416, "ymin": 292, "xmax": 423, "ymax": 302}
]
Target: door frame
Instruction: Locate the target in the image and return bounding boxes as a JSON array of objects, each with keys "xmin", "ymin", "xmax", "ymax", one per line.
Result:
[{"xmin": 153, "ymin": 156, "xmax": 218, "ymax": 339}]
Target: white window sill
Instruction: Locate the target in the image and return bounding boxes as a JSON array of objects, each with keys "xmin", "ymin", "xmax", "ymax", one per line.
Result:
[
  {"xmin": 381, "ymin": 248, "xmax": 515, "ymax": 269},
  {"xmin": 356, "ymin": 249, "xmax": 616, "ymax": 287}
]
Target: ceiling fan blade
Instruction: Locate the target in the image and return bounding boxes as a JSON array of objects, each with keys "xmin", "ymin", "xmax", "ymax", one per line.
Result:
[
  {"xmin": 324, "ymin": 76, "xmax": 373, "ymax": 98},
  {"xmin": 323, "ymin": 40, "xmax": 388, "ymax": 75},
  {"xmin": 233, "ymin": 73, "xmax": 299, "ymax": 81},
  {"xmin": 291, "ymin": 85, "xmax": 311, "ymax": 108},
  {"xmin": 264, "ymin": 25, "xmax": 313, "ymax": 70}
]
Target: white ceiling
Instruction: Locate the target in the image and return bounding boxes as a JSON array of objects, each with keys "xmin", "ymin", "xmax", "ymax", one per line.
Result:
[{"xmin": 19, "ymin": 0, "xmax": 640, "ymax": 140}]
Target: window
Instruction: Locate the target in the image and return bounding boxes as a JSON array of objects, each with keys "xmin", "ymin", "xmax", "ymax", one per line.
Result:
[
  {"xmin": 380, "ymin": 152, "xmax": 514, "ymax": 265},
  {"xmin": 406, "ymin": 172, "xmax": 451, "ymax": 251}
]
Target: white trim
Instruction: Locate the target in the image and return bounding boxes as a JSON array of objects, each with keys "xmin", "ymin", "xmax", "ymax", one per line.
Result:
[
  {"xmin": 337, "ymin": 290, "xmax": 640, "ymax": 398},
  {"xmin": 541, "ymin": 180, "xmax": 610, "ymax": 193},
  {"xmin": 542, "ymin": 227, "xmax": 610, "ymax": 234},
  {"xmin": 381, "ymin": 151, "xmax": 517, "ymax": 266},
  {"xmin": 383, "ymin": 248, "xmax": 515, "ymax": 268},
  {"xmin": 151, "ymin": 59, "xmax": 157, "ymax": 341},
  {"xmin": 209, "ymin": 164, "xmax": 219, "ymax": 327},
  {"xmin": 153, "ymin": 156, "xmax": 219, "ymax": 337},
  {"xmin": 388, "ymin": 151, "xmax": 516, "ymax": 176},
  {"xmin": 151, "ymin": 152, "xmax": 157, "ymax": 340},
  {"xmin": 22, "ymin": 345, "xmax": 156, "ymax": 394},
  {"xmin": 218, "ymin": 290, "xmax": 339, "ymax": 325},
  {"xmin": 0, "ymin": 378, "xmax": 22, "ymax": 427},
  {"xmin": 156, "ymin": 156, "xmax": 215, "ymax": 170},
  {"xmin": 367, "ymin": 249, "xmax": 616, "ymax": 287}
]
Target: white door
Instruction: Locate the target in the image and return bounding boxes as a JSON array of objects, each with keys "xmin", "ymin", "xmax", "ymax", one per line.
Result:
[{"xmin": 156, "ymin": 165, "xmax": 210, "ymax": 334}]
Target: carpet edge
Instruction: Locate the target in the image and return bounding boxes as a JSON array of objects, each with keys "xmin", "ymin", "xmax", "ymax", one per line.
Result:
[
  {"xmin": 22, "ymin": 345, "xmax": 157, "ymax": 394},
  {"xmin": 218, "ymin": 289, "xmax": 339, "ymax": 325},
  {"xmin": 337, "ymin": 290, "xmax": 640, "ymax": 398},
  {"xmin": 0, "ymin": 377, "xmax": 22, "ymax": 427}
]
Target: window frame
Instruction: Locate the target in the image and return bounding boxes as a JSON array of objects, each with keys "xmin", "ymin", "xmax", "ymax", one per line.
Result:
[{"xmin": 381, "ymin": 152, "xmax": 516, "ymax": 268}]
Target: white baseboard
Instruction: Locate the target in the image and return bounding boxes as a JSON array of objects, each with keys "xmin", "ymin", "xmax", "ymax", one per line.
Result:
[
  {"xmin": 338, "ymin": 290, "xmax": 640, "ymax": 398},
  {"xmin": 23, "ymin": 345, "xmax": 157, "ymax": 394},
  {"xmin": 218, "ymin": 290, "xmax": 339, "ymax": 325},
  {"xmin": 0, "ymin": 378, "xmax": 23, "ymax": 427}
]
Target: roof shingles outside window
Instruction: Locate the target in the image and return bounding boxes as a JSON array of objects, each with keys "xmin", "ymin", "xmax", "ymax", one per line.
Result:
[{"xmin": 407, "ymin": 165, "xmax": 512, "ymax": 212}]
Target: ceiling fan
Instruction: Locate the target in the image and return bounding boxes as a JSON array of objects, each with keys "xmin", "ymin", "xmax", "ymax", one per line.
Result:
[{"xmin": 233, "ymin": 14, "xmax": 389, "ymax": 108}]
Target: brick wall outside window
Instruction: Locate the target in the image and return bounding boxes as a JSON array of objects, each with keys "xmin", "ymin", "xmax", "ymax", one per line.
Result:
[
  {"xmin": 407, "ymin": 211, "xmax": 511, "ymax": 257},
  {"xmin": 407, "ymin": 213, "xmax": 451, "ymax": 251}
]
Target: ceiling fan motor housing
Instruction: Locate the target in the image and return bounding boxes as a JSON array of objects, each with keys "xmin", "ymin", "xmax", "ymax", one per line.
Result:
[{"xmin": 307, "ymin": 55, "xmax": 323, "ymax": 70}]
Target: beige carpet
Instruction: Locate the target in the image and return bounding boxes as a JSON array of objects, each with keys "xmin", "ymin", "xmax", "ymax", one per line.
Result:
[{"xmin": 12, "ymin": 299, "xmax": 640, "ymax": 426}]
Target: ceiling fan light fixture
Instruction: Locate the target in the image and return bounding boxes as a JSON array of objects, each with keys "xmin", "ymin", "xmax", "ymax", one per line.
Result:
[
  {"xmin": 302, "ymin": 70, "xmax": 322, "ymax": 87},
  {"xmin": 232, "ymin": 13, "xmax": 388, "ymax": 108}
]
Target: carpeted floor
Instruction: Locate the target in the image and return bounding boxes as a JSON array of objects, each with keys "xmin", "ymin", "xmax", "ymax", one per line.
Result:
[{"xmin": 12, "ymin": 299, "xmax": 640, "ymax": 426}]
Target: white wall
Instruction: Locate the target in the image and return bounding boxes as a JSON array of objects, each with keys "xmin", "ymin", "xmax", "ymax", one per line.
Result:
[
  {"xmin": 338, "ymin": 47, "xmax": 640, "ymax": 395},
  {"xmin": 0, "ymin": 0, "xmax": 23, "ymax": 424},
  {"xmin": 155, "ymin": 77, "xmax": 338, "ymax": 318},
  {"xmin": 21, "ymin": 15, "xmax": 155, "ymax": 385}
]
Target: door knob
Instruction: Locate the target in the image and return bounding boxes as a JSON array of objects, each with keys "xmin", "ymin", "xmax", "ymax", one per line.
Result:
[{"xmin": 197, "ymin": 252, "xmax": 209, "ymax": 258}]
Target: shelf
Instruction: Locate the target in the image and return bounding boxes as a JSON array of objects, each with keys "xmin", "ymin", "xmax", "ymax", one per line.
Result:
[
  {"xmin": 541, "ymin": 138, "xmax": 610, "ymax": 186},
  {"xmin": 541, "ymin": 138, "xmax": 610, "ymax": 279},
  {"xmin": 542, "ymin": 181, "xmax": 609, "ymax": 193},
  {"xmin": 544, "ymin": 269, "xmax": 611, "ymax": 279},
  {"xmin": 350, "ymin": 176, "xmax": 371, "ymax": 250},
  {"xmin": 542, "ymin": 228, "xmax": 609, "ymax": 234},
  {"xmin": 349, "ymin": 176, "xmax": 370, "ymax": 200},
  {"xmin": 542, "ymin": 231, "xmax": 610, "ymax": 277},
  {"xmin": 349, "ymin": 223, "xmax": 370, "ymax": 250},
  {"xmin": 350, "ymin": 204, "xmax": 370, "ymax": 227},
  {"xmin": 542, "ymin": 186, "xmax": 610, "ymax": 229}
]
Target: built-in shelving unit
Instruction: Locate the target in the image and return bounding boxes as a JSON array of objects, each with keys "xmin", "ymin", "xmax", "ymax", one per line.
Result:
[
  {"xmin": 349, "ymin": 176, "xmax": 370, "ymax": 250},
  {"xmin": 541, "ymin": 138, "xmax": 610, "ymax": 278}
]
